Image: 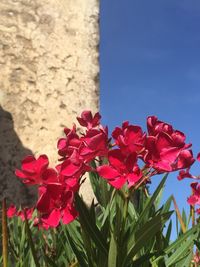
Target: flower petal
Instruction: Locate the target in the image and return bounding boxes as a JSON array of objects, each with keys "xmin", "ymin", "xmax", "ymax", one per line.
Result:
[
  {"xmin": 108, "ymin": 176, "xmax": 126, "ymax": 189},
  {"xmin": 97, "ymin": 165, "xmax": 119, "ymax": 179},
  {"xmin": 41, "ymin": 209, "xmax": 61, "ymax": 228},
  {"xmin": 62, "ymin": 206, "xmax": 78, "ymax": 224}
]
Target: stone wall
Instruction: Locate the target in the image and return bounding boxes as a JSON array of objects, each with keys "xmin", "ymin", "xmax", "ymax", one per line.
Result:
[{"xmin": 0, "ymin": 0, "xmax": 99, "ymax": 205}]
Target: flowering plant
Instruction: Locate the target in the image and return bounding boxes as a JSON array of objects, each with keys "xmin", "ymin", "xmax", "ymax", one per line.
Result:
[{"xmin": 1, "ymin": 111, "xmax": 200, "ymax": 267}]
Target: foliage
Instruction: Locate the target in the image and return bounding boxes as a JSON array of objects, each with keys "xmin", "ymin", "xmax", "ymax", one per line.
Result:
[{"xmin": 1, "ymin": 110, "xmax": 200, "ymax": 266}]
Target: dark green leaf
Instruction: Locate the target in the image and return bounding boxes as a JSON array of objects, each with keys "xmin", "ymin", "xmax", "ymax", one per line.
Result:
[
  {"xmin": 137, "ymin": 174, "xmax": 168, "ymax": 225},
  {"xmin": 75, "ymin": 194, "xmax": 108, "ymax": 256},
  {"xmin": 66, "ymin": 231, "xmax": 88, "ymax": 267},
  {"xmin": 123, "ymin": 212, "xmax": 172, "ymax": 266},
  {"xmin": 165, "ymin": 236, "xmax": 194, "ymax": 266},
  {"xmin": 108, "ymin": 233, "xmax": 117, "ymax": 267},
  {"xmin": 132, "ymin": 252, "xmax": 160, "ymax": 267}
]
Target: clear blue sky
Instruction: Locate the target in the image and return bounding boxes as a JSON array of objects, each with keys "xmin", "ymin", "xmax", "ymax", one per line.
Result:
[{"xmin": 100, "ymin": 0, "xmax": 200, "ymax": 216}]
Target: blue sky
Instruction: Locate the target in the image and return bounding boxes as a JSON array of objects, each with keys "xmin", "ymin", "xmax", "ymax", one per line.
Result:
[{"xmin": 100, "ymin": 0, "xmax": 200, "ymax": 218}]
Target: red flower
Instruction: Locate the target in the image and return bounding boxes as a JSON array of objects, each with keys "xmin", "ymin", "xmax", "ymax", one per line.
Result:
[
  {"xmin": 77, "ymin": 110, "xmax": 101, "ymax": 129},
  {"xmin": 7, "ymin": 205, "xmax": 34, "ymax": 221},
  {"xmin": 57, "ymin": 124, "xmax": 81, "ymax": 158},
  {"xmin": 147, "ymin": 116, "xmax": 174, "ymax": 136},
  {"xmin": 187, "ymin": 182, "xmax": 200, "ymax": 206},
  {"xmin": 7, "ymin": 205, "xmax": 17, "ymax": 218},
  {"xmin": 196, "ymin": 208, "xmax": 200, "ymax": 215},
  {"xmin": 112, "ymin": 121, "xmax": 146, "ymax": 155},
  {"xmin": 178, "ymin": 168, "xmax": 196, "ymax": 180},
  {"xmin": 17, "ymin": 208, "xmax": 34, "ymax": 221},
  {"xmin": 97, "ymin": 149, "xmax": 142, "ymax": 189},
  {"xmin": 193, "ymin": 250, "xmax": 200, "ymax": 264},
  {"xmin": 144, "ymin": 117, "xmax": 195, "ymax": 172},
  {"xmin": 177, "ymin": 152, "xmax": 200, "ymax": 180},
  {"xmin": 15, "ymin": 155, "xmax": 57, "ymax": 185},
  {"xmin": 79, "ymin": 126, "xmax": 109, "ymax": 162},
  {"xmin": 36, "ymin": 183, "xmax": 78, "ymax": 228},
  {"xmin": 59, "ymin": 150, "xmax": 91, "ymax": 179}
]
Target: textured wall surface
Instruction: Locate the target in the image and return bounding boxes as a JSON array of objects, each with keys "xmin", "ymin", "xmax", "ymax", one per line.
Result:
[{"xmin": 0, "ymin": 0, "xmax": 99, "ymax": 205}]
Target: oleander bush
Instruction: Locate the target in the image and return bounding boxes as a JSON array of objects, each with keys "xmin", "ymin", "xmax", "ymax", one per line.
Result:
[{"xmin": 1, "ymin": 111, "xmax": 200, "ymax": 267}]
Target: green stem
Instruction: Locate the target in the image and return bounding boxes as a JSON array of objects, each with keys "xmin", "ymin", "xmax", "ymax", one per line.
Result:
[
  {"xmin": 2, "ymin": 198, "xmax": 8, "ymax": 267},
  {"xmin": 123, "ymin": 195, "xmax": 129, "ymax": 222},
  {"xmin": 24, "ymin": 210, "xmax": 40, "ymax": 267},
  {"xmin": 117, "ymin": 193, "xmax": 129, "ymax": 267}
]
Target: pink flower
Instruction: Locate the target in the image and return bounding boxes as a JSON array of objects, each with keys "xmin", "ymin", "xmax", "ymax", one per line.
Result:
[
  {"xmin": 57, "ymin": 123, "xmax": 108, "ymax": 164},
  {"xmin": 36, "ymin": 183, "xmax": 78, "ymax": 228},
  {"xmin": 59, "ymin": 150, "xmax": 91, "ymax": 179},
  {"xmin": 178, "ymin": 168, "xmax": 196, "ymax": 180},
  {"xmin": 187, "ymin": 182, "xmax": 200, "ymax": 206},
  {"xmin": 196, "ymin": 208, "xmax": 200, "ymax": 214},
  {"xmin": 7, "ymin": 205, "xmax": 17, "ymax": 218},
  {"xmin": 57, "ymin": 124, "xmax": 81, "ymax": 158},
  {"xmin": 79, "ymin": 126, "xmax": 109, "ymax": 161},
  {"xmin": 178, "ymin": 153, "xmax": 200, "ymax": 180},
  {"xmin": 17, "ymin": 208, "xmax": 34, "ymax": 221},
  {"xmin": 144, "ymin": 117, "xmax": 195, "ymax": 172},
  {"xmin": 15, "ymin": 155, "xmax": 57, "ymax": 185},
  {"xmin": 193, "ymin": 250, "xmax": 200, "ymax": 264},
  {"xmin": 77, "ymin": 110, "xmax": 101, "ymax": 129},
  {"xmin": 147, "ymin": 116, "xmax": 174, "ymax": 136},
  {"xmin": 112, "ymin": 121, "xmax": 146, "ymax": 155},
  {"xmin": 7, "ymin": 205, "xmax": 34, "ymax": 222},
  {"xmin": 97, "ymin": 149, "xmax": 142, "ymax": 189}
]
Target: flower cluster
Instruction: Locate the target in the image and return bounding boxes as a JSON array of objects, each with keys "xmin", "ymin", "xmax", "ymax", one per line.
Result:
[
  {"xmin": 8, "ymin": 111, "xmax": 200, "ymax": 228},
  {"xmin": 176, "ymin": 153, "xmax": 200, "ymax": 214},
  {"xmin": 9, "ymin": 111, "xmax": 108, "ymax": 229}
]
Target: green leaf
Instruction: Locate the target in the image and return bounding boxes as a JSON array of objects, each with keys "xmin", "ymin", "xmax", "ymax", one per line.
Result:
[
  {"xmin": 176, "ymin": 251, "xmax": 193, "ymax": 267},
  {"xmin": 126, "ymin": 175, "xmax": 168, "ymax": 254},
  {"xmin": 65, "ymin": 220, "xmax": 83, "ymax": 245},
  {"xmin": 152, "ymin": 222, "xmax": 200, "ymax": 265},
  {"xmin": 108, "ymin": 233, "xmax": 117, "ymax": 267},
  {"xmin": 165, "ymin": 220, "xmax": 172, "ymax": 245},
  {"xmin": 123, "ymin": 211, "xmax": 172, "ymax": 266},
  {"xmin": 154, "ymin": 183, "xmax": 164, "ymax": 210},
  {"xmin": 128, "ymin": 201, "xmax": 139, "ymax": 221},
  {"xmin": 75, "ymin": 194, "xmax": 108, "ymax": 256},
  {"xmin": 132, "ymin": 252, "xmax": 159, "ymax": 267},
  {"xmin": 89, "ymin": 160, "xmax": 113, "ymax": 208},
  {"xmin": 24, "ymin": 214, "xmax": 40, "ymax": 267},
  {"xmin": 164, "ymin": 222, "xmax": 199, "ymax": 254},
  {"xmin": 43, "ymin": 252, "xmax": 59, "ymax": 267},
  {"xmin": 137, "ymin": 174, "xmax": 168, "ymax": 225},
  {"xmin": 89, "ymin": 168, "xmax": 102, "ymax": 204},
  {"xmin": 161, "ymin": 195, "xmax": 172, "ymax": 215},
  {"xmin": 66, "ymin": 230, "xmax": 88, "ymax": 267},
  {"xmin": 165, "ymin": 233, "xmax": 196, "ymax": 266},
  {"xmin": 194, "ymin": 239, "xmax": 200, "ymax": 250}
]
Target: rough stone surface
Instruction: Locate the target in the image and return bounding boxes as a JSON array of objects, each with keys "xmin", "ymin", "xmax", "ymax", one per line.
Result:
[{"xmin": 0, "ymin": 0, "xmax": 99, "ymax": 205}]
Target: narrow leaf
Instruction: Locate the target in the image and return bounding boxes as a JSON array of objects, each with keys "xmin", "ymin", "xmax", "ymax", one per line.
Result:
[
  {"xmin": 164, "ymin": 223, "xmax": 200, "ymax": 254},
  {"xmin": 108, "ymin": 233, "xmax": 117, "ymax": 267},
  {"xmin": 2, "ymin": 198, "xmax": 8, "ymax": 267},
  {"xmin": 24, "ymin": 212, "xmax": 40, "ymax": 267},
  {"xmin": 66, "ymin": 231, "xmax": 88, "ymax": 267},
  {"xmin": 138, "ymin": 174, "xmax": 168, "ymax": 225},
  {"xmin": 75, "ymin": 194, "xmax": 108, "ymax": 256},
  {"xmin": 124, "ymin": 212, "xmax": 172, "ymax": 266}
]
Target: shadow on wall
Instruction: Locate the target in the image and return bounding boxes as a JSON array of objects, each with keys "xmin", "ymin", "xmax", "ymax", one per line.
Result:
[{"xmin": 0, "ymin": 106, "xmax": 37, "ymax": 207}]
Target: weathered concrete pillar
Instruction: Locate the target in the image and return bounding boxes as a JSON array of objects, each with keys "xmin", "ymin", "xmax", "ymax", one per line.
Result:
[{"xmin": 0, "ymin": 0, "xmax": 99, "ymax": 205}]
